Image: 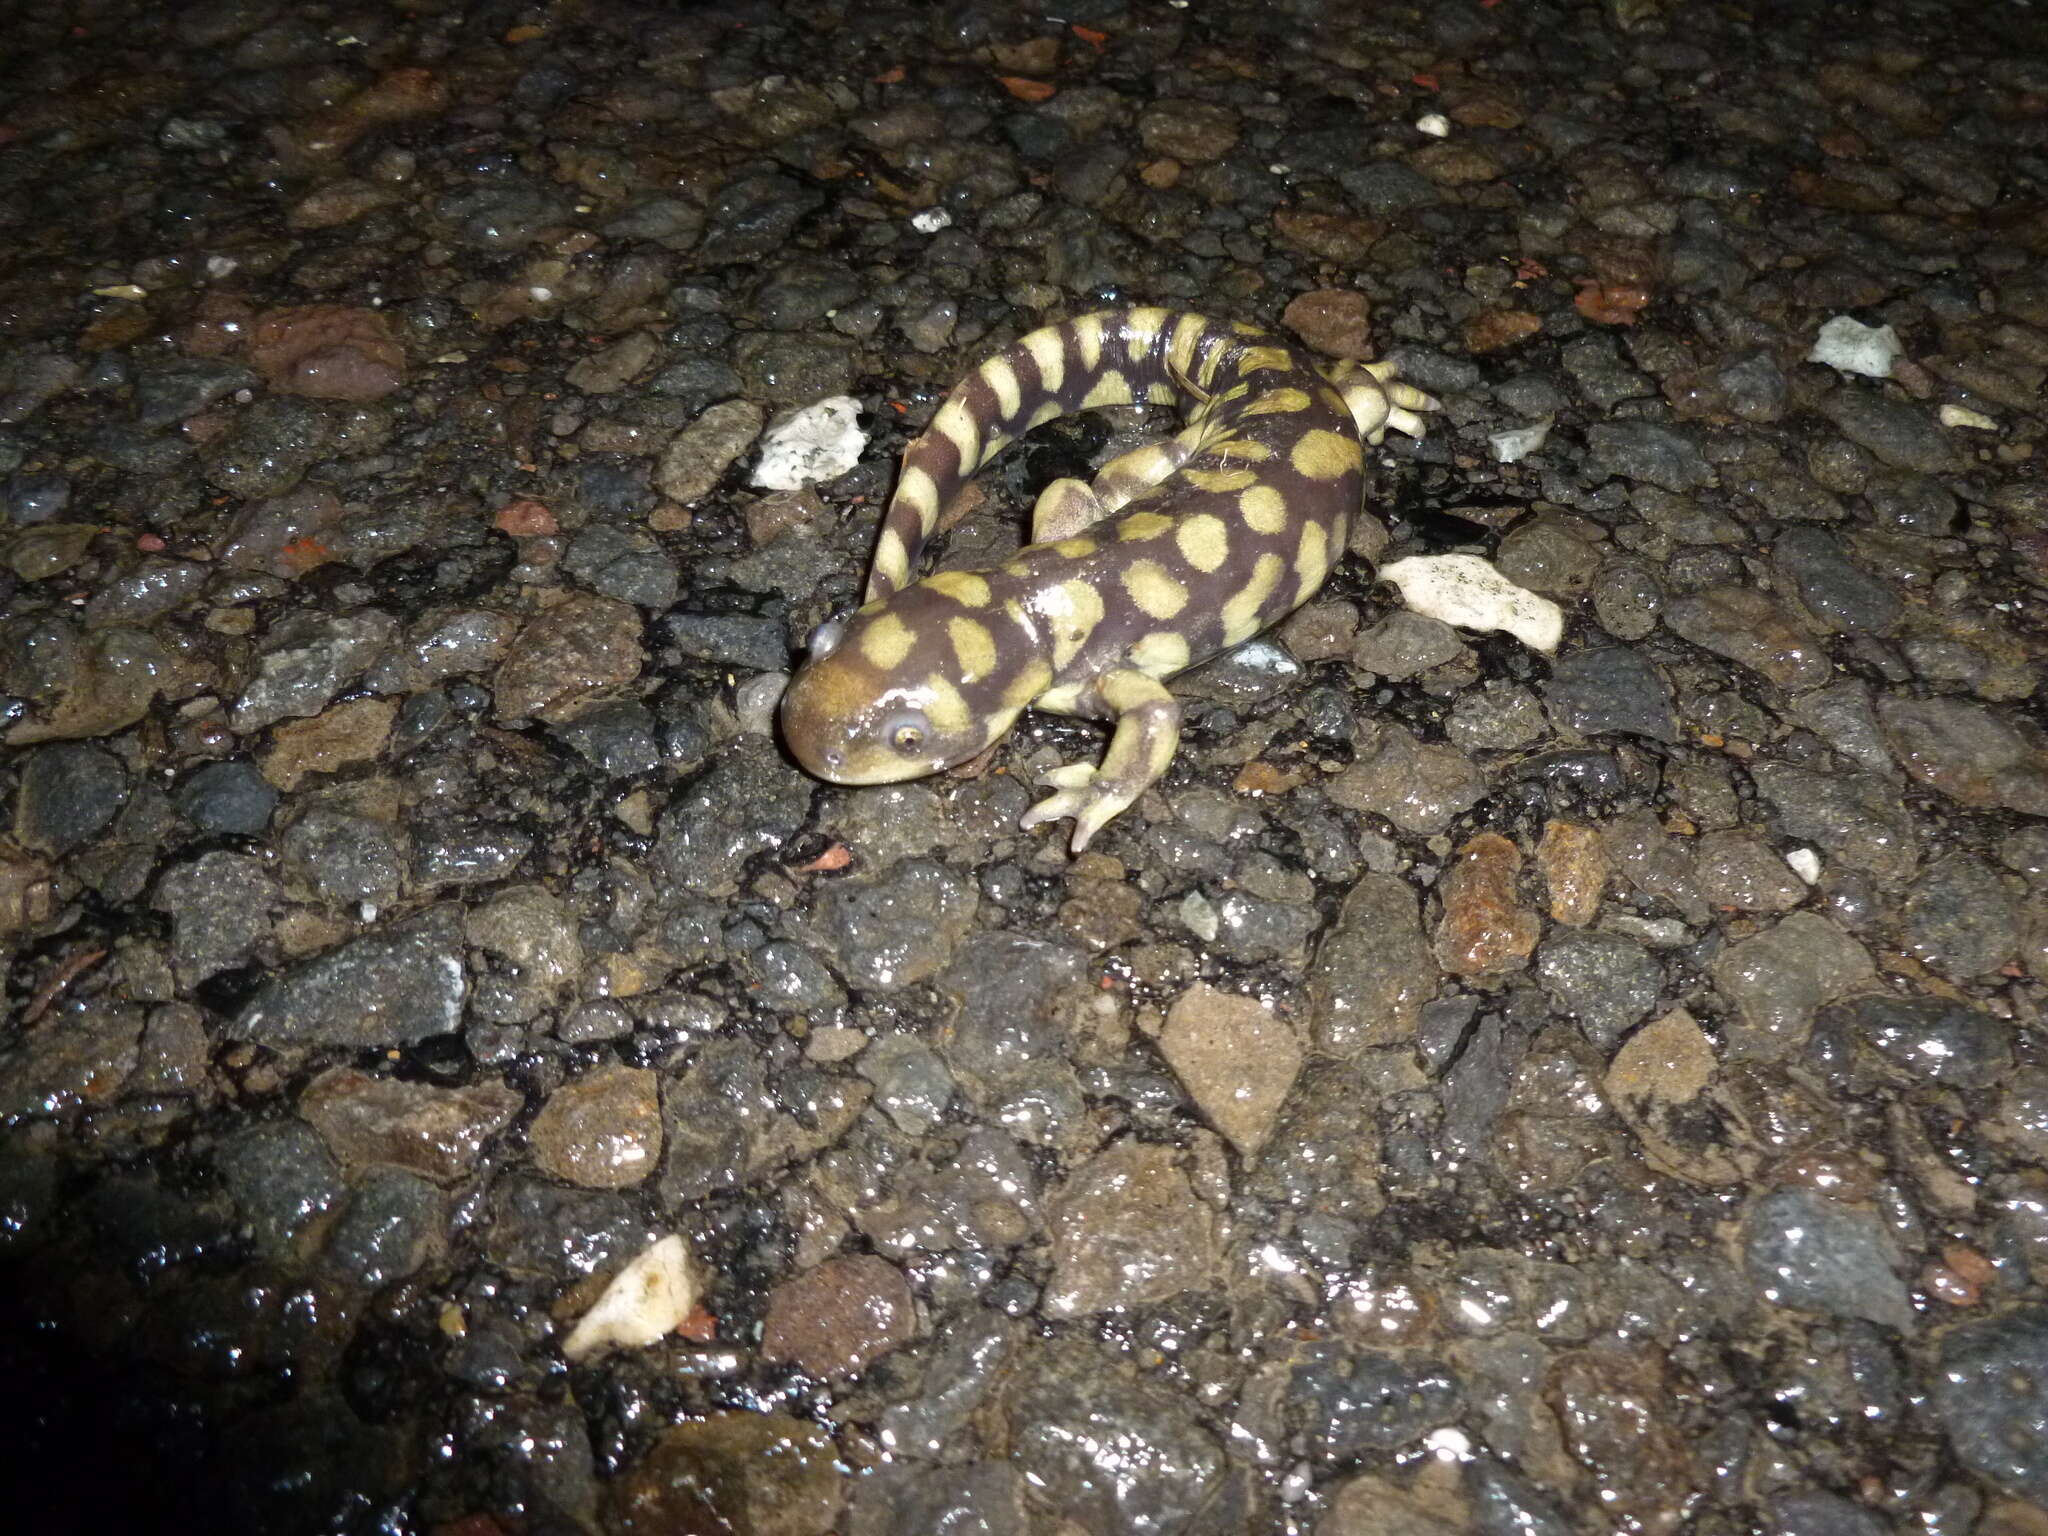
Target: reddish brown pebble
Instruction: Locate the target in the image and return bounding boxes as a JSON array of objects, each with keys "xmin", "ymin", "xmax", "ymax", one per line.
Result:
[
  {"xmin": 1434, "ymin": 831, "xmax": 1540, "ymax": 976},
  {"xmin": 248, "ymin": 304, "xmax": 406, "ymax": 401},
  {"xmin": 494, "ymin": 499, "xmax": 557, "ymax": 537},
  {"xmin": 1283, "ymin": 288, "xmax": 1373, "ymax": 361},
  {"xmin": 1537, "ymin": 819, "xmax": 1608, "ymax": 925},
  {"xmin": 760, "ymin": 1254, "xmax": 915, "ymax": 1378},
  {"xmin": 1463, "ymin": 308, "xmax": 1543, "ymax": 354}
]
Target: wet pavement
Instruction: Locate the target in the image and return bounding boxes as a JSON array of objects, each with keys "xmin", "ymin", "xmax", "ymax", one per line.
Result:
[{"xmin": 2, "ymin": 0, "xmax": 2046, "ymax": 1531}]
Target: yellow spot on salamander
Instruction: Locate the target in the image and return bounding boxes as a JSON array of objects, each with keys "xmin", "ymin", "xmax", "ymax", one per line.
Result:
[
  {"xmin": 1175, "ymin": 513, "xmax": 1230, "ymax": 572},
  {"xmin": 1123, "ymin": 559, "xmax": 1189, "ymax": 620},
  {"xmin": 947, "ymin": 616, "xmax": 998, "ymax": 682},
  {"xmin": 872, "ymin": 525, "xmax": 913, "ymax": 591},
  {"xmin": 1074, "ymin": 315, "xmax": 1105, "ymax": 372},
  {"xmin": 1130, "ymin": 630, "xmax": 1192, "ymax": 676},
  {"xmin": 1291, "ymin": 428, "xmax": 1363, "ymax": 481},
  {"xmin": 982, "ymin": 357, "xmax": 1023, "ymax": 419},
  {"xmin": 859, "ymin": 612, "xmax": 917, "ymax": 670},
  {"xmin": 925, "ymin": 569, "xmax": 992, "ymax": 607},
  {"xmin": 1045, "ymin": 578, "xmax": 1106, "ymax": 669},
  {"xmin": 1294, "ymin": 519, "xmax": 1329, "ymax": 600},
  {"xmin": 1146, "ymin": 381, "xmax": 1179, "ymax": 404},
  {"xmin": 1028, "ymin": 399, "xmax": 1063, "ymax": 427},
  {"xmin": 1118, "ymin": 511, "xmax": 1174, "ymax": 541},
  {"xmin": 895, "ymin": 464, "xmax": 939, "ymax": 521},
  {"xmin": 1052, "ymin": 536, "xmax": 1098, "ymax": 559},
  {"xmin": 1236, "ymin": 345, "xmax": 1295, "ymax": 375},
  {"xmin": 1081, "ymin": 370, "xmax": 1133, "ymax": 409},
  {"xmin": 1211, "ymin": 437, "xmax": 1273, "ymax": 461},
  {"xmin": 1125, "ymin": 306, "xmax": 1168, "ymax": 364},
  {"xmin": 1243, "ymin": 387, "xmax": 1312, "ymax": 416},
  {"xmin": 1170, "ymin": 313, "xmax": 1209, "ymax": 378},
  {"xmin": 1001, "ymin": 658, "xmax": 1053, "ymax": 710},
  {"xmin": 932, "ymin": 397, "xmax": 981, "ymax": 473},
  {"xmin": 1183, "ymin": 466, "xmax": 1258, "ymax": 493},
  {"xmin": 1237, "ymin": 483, "xmax": 1289, "ymax": 534},
  {"xmin": 1221, "ymin": 552, "xmax": 1285, "ymax": 643},
  {"xmin": 1025, "ymin": 328, "xmax": 1066, "ymax": 398},
  {"xmin": 922, "ymin": 672, "xmax": 972, "ymax": 734}
]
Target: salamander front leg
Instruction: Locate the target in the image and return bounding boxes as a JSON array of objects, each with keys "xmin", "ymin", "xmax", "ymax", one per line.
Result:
[{"xmin": 1018, "ymin": 670, "xmax": 1181, "ymax": 853}]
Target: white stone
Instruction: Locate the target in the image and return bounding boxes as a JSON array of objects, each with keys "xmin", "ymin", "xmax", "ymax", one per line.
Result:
[
  {"xmin": 1939, "ymin": 403, "xmax": 1998, "ymax": 431},
  {"xmin": 1488, "ymin": 418, "xmax": 1552, "ymax": 463},
  {"xmin": 1416, "ymin": 112, "xmax": 1451, "ymax": 138},
  {"xmin": 751, "ymin": 395, "xmax": 867, "ymax": 490},
  {"xmin": 910, "ymin": 207, "xmax": 953, "ymax": 234},
  {"xmin": 1785, "ymin": 847, "xmax": 1822, "ymax": 884},
  {"xmin": 737, "ymin": 672, "xmax": 787, "ymax": 736},
  {"xmin": 1806, "ymin": 315, "xmax": 1902, "ymax": 378},
  {"xmin": 562, "ymin": 1234, "xmax": 700, "ymax": 1362},
  {"xmin": 1377, "ymin": 553, "xmax": 1564, "ymax": 654}
]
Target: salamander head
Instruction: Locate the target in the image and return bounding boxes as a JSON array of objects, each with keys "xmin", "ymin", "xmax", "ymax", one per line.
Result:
[{"xmin": 780, "ymin": 605, "xmax": 994, "ymax": 785}]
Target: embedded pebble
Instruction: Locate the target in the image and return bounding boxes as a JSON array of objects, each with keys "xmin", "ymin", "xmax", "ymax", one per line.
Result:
[
  {"xmin": 231, "ymin": 906, "xmax": 466, "ymax": 1047},
  {"xmin": 1746, "ymin": 1186, "xmax": 1914, "ymax": 1331},
  {"xmin": 529, "ymin": 1065, "xmax": 662, "ymax": 1190},
  {"xmin": 1002, "ymin": 1338, "xmax": 1223, "ymax": 1533},
  {"xmin": 1433, "ymin": 832, "xmax": 1540, "ymax": 978},
  {"xmin": 215, "ymin": 1121, "xmax": 344, "ymax": 1255},
  {"xmin": 12, "ymin": 742, "xmax": 129, "ymax": 855},
  {"xmin": 1156, "ymin": 983, "xmax": 1303, "ymax": 1157},
  {"xmin": 173, "ymin": 759, "xmax": 278, "ymax": 835},
  {"xmin": 1327, "ymin": 722, "xmax": 1488, "ymax": 835},
  {"xmin": 298, "ymin": 1067, "xmax": 520, "ymax": 1184},
  {"xmin": 1933, "ymin": 1307, "xmax": 2048, "ymax": 1502},
  {"xmin": 492, "ymin": 594, "xmax": 647, "ymax": 723},
  {"xmin": 1535, "ymin": 929, "xmax": 1660, "ymax": 1051},
  {"xmin": 1044, "ymin": 1140, "xmax": 1219, "ymax": 1318},
  {"xmin": 1307, "ymin": 873, "xmax": 1437, "ymax": 1055},
  {"xmin": 760, "ymin": 1254, "xmax": 916, "ymax": 1379},
  {"xmin": 1807, "ymin": 316, "xmax": 1903, "ymax": 377},
  {"xmin": 1543, "ymin": 646, "xmax": 1676, "ymax": 743},
  {"xmin": 562, "ymin": 1234, "xmax": 702, "ymax": 1362},
  {"xmin": 609, "ymin": 1414, "xmax": 840, "ymax": 1534},
  {"xmin": 1605, "ymin": 1008, "xmax": 1755, "ymax": 1187},
  {"xmin": 1664, "ymin": 586, "xmax": 1833, "ymax": 692},
  {"xmin": 1713, "ymin": 911, "xmax": 1875, "ymax": 1060}
]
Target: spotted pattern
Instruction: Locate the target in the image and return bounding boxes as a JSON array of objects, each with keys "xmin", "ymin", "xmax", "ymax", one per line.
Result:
[{"xmin": 781, "ymin": 307, "xmax": 1434, "ymax": 852}]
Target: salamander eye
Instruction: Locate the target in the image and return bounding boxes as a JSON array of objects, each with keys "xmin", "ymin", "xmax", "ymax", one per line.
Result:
[{"xmin": 883, "ymin": 709, "xmax": 930, "ymax": 755}]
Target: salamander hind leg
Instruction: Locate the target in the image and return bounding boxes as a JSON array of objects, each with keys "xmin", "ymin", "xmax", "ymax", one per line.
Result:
[
  {"xmin": 1017, "ymin": 670, "xmax": 1182, "ymax": 852},
  {"xmin": 1031, "ymin": 477, "xmax": 1110, "ymax": 543}
]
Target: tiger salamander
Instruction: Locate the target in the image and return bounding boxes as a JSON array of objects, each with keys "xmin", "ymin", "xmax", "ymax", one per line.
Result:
[{"xmin": 779, "ymin": 306, "xmax": 1437, "ymax": 851}]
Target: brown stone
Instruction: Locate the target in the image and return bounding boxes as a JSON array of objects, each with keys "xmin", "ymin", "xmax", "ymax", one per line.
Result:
[
  {"xmin": 1463, "ymin": 308, "xmax": 1543, "ymax": 354},
  {"xmin": 1433, "ymin": 832, "xmax": 1539, "ymax": 977},
  {"xmin": 262, "ymin": 697, "xmax": 396, "ymax": 791},
  {"xmin": 248, "ymin": 304, "xmax": 406, "ymax": 401},
  {"xmin": 1283, "ymin": 288, "xmax": 1373, "ymax": 360},
  {"xmin": 1272, "ymin": 208, "xmax": 1381, "ymax": 264},
  {"xmin": 760, "ymin": 1254, "xmax": 916, "ymax": 1378},
  {"xmin": 609, "ymin": 1414, "xmax": 842, "ymax": 1536},
  {"xmin": 300, "ymin": 1067, "xmax": 521, "ymax": 1184},
  {"xmin": 1537, "ymin": 819, "xmax": 1609, "ymax": 926},
  {"xmin": 492, "ymin": 593, "xmax": 646, "ymax": 723},
  {"xmin": 1157, "ymin": 984, "xmax": 1302, "ymax": 1157},
  {"xmin": 529, "ymin": 1064, "xmax": 662, "ymax": 1189}
]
